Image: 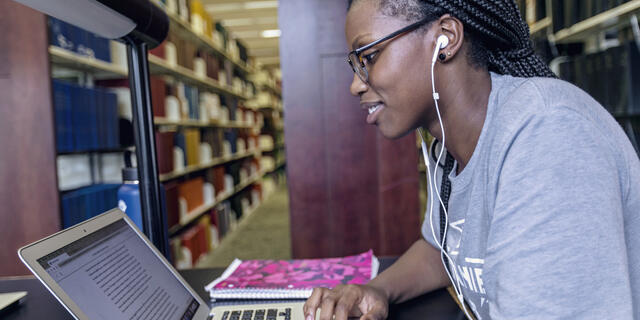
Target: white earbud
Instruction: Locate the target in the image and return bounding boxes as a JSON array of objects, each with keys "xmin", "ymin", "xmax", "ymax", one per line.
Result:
[
  {"xmin": 437, "ymin": 35, "xmax": 449, "ymax": 49},
  {"xmin": 431, "ymin": 35, "xmax": 449, "ymax": 63}
]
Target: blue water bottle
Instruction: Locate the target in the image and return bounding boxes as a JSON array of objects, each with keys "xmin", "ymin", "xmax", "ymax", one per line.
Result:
[{"xmin": 118, "ymin": 167, "xmax": 144, "ymax": 230}]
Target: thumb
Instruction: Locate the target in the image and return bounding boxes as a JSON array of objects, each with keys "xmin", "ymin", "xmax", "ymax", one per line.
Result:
[{"xmin": 359, "ymin": 305, "xmax": 387, "ymax": 320}]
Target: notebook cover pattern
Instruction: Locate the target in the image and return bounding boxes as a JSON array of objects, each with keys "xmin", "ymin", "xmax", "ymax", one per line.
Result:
[{"xmin": 205, "ymin": 250, "xmax": 379, "ymax": 300}]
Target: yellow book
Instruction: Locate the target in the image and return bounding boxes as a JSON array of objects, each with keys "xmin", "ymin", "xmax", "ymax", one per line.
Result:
[{"xmin": 185, "ymin": 129, "xmax": 201, "ymax": 166}]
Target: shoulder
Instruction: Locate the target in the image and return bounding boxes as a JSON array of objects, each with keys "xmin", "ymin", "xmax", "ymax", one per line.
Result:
[
  {"xmin": 488, "ymin": 74, "xmax": 622, "ymax": 148},
  {"xmin": 486, "ymin": 74, "xmax": 636, "ymax": 195}
]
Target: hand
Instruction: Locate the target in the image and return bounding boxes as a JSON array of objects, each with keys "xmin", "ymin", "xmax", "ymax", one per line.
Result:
[{"xmin": 303, "ymin": 284, "xmax": 389, "ymax": 320}]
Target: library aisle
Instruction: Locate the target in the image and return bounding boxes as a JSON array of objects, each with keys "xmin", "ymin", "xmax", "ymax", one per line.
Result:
[{"xmin": 197, "ymin": 182, "xmax": 291, "ymax": 268}]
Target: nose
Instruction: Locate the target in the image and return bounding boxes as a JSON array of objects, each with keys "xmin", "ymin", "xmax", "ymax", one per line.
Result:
[{"xmin": 349, "ymin": 73, "xmax": 368, "ymax": 97}]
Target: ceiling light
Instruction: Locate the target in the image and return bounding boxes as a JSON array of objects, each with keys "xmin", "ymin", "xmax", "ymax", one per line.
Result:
[{"xmin": 261, "ymin": 29, "xmax": 281, "ymax": 38}]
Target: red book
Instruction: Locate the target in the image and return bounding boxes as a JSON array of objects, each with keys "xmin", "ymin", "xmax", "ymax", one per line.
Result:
[
  {"xmin": 181, "ymin": 226, "xmax": 200, "ymax": 265},
  {"xmin": 164, "ymin": 181, "xmax": 180, "ymax": 228},
  {"xmin": 150, "ymin": 75, "xmax": 166, "ymax": 117},
  {"xmin": 155, "ymin": 131, "xmax": 174, "ymax": 174},
  {"xmin": 149, "ymin": 40, "xmax": 166, "ymax": 59},
  {"xmin": 178, "ymin": 178, "xmax": 204, "ymax": 213}
]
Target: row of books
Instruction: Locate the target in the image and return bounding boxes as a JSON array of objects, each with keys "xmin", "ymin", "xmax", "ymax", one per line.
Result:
[
  {"xmin": 52, "ymin": 80, "xmax": 120, "ymax": 153},
  {"xmin": 48, "ymin": 17, "xmax": 111, "ymax": 62},
  {"xmin": 163, "ymin": 160, "xmax": 260, "ymax": 227},
  {"xmin": 170, "ymin": 184, "xmax": 262, "ymax": 270},
  {"xmin": 552, "ymin": 0, "xmax": 633, "ymax": 32},
  {"xmin": 61, "ymin": 184, "xmax": 119, "ymax": 228},
  {"xmin": 557, "ymin": 41, "xmax": 640, "ymax": 116},
  {"xmin": 155, "ymin": 129, "xmax": 259, "ymax": 175},
  {"xmin": 170, "ymin": 202, "xmax": 237, "ymax": 269},
  {"xmin": 152, "ymin": 0, "xmax": 248, "ymax": 64},
  {"xmin": 100, "ymin": 76, "xmax": 262, "ymax": 126},
  {"xmin": 151, "ymin": 30, "xmax": 252, "ymax": 96}
]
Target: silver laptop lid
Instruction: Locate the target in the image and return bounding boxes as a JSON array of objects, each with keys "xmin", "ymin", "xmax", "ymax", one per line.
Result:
[{"xmin": 18, "ymin": 209, "xmax": 210, "ymax": 320}]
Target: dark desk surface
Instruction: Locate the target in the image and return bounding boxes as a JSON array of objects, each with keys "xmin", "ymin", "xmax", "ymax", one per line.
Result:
[{"xmin": 0, "ymin": 258, "xmax": 463, "ymax": 319}]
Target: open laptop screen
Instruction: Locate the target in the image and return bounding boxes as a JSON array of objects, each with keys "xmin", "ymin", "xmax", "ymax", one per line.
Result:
[{"xmin": 36, "ymin": 219, "xmax": 199, "ymax": 320}]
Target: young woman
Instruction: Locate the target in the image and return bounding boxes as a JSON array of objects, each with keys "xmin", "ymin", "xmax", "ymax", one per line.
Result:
[{"xmin": 303, "ymin": 0, "xmax": 640, "ymax": 319}]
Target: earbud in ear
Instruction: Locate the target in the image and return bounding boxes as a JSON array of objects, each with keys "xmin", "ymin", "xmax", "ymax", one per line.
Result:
[
  {"xmin": 437, "ymin": 35, "xmax": 449, "ymax": 49},
  {"xmin": 431, "ymin": 35, "xmax": 450, "ymax": 63}
]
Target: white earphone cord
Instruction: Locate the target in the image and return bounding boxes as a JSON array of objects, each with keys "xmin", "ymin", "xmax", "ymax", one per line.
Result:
[{"xmin": 418, "ymin": 35, "xmax": 473, "ymax": 320}]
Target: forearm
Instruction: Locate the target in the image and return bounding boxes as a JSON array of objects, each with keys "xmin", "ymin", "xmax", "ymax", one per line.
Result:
[{"xmin": 368, "ymin": 238, "xmax": 450, "ymax": 304}]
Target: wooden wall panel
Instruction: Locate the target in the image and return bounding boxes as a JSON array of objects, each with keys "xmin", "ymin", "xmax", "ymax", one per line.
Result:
[
  {"xmin": 280, "ymin": 0, "xmax": 420, "ymax": 259},
  {"xmin": 0, "ymin": 2, "xmax": 61, "ymax": 276}
]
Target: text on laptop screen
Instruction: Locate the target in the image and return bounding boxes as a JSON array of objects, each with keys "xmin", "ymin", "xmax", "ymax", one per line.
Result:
[{"xmin": 37, "ymin": 219, "xmax": 199, "ymax": 320}]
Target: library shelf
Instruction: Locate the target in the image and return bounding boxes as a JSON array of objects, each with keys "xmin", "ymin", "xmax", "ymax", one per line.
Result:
[
  {"xmin": 57, "ymin": 146, "xmax": 135, "ymax": 156},
  {"xmin": 168, "ymin": 171, "xmax": 265, "ymax": 236},
  {"xmin": 150, "ymin": 1, "xmax": 254, "ymax": 75},
  {"xmin": 159, "ymin": 149, "xmax": 260, "ymax": 182},
  {"xmin": 49, "ymin": 46, "xmax": 128, "ymax": 78},
  {"xmin": 154, "ymin": 117, "xmax": 257, "ymax": 129},
  {"xmin": 529, "ymin": 17, "xmax": 551, "ymax": 35},
  {"xmin": 552, "ymin": 0, "xmax": 640, "ymax": 43},
  {"xmin": 148, "ymin": 55, "xmax": 250, "ymax": 100}
]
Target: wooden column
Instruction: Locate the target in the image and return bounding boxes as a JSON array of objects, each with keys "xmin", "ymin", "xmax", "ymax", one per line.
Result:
[
  {"xmin": 0, "ymin": 2, "xmax": 61, "ymax": 276},
  {"xmin": 280, "ymin": 0, "xmax": 420, "ymax": 258}
]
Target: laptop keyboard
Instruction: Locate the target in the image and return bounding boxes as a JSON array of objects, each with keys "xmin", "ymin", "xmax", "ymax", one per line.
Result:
[{"xmin": 221, "ymin": 308, "xmax": 292, "ymax": 320}]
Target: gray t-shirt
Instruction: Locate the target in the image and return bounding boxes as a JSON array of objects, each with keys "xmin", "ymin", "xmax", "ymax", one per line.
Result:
[{"xmin": 421, "ymin": 72, "xmax": 640, "ymax": 319}]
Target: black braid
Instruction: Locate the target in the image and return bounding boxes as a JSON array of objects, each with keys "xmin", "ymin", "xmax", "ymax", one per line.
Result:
[{"xmin": 348, "ymin": 0, "xmax": 556, "ymax": 78}]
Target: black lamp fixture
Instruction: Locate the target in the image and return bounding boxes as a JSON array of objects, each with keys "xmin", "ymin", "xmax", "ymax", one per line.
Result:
[{"xmin": 14, "ymin": 0, "xmax": 171, "ymax": 257}]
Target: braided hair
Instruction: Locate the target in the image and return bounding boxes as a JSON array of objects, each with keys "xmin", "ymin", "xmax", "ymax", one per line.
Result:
[{"xmin": 348, "ymin": 0, "xmax": 556, "ymax": 78}]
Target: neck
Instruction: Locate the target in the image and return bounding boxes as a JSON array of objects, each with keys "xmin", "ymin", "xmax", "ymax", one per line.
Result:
[{"xmin": 423, "ymin": 65, "xmax": 491, "ymax": 173}]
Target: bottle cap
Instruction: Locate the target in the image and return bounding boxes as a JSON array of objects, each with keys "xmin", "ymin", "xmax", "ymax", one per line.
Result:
[{"xmin": 122, "ymin": 167, "xmax": 139, "ymax": 182}]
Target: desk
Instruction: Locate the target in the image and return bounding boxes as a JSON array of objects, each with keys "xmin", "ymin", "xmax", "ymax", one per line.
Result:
[{"xmin": 0, "ymin": 259, "xmax": 463, "ymax": 319}]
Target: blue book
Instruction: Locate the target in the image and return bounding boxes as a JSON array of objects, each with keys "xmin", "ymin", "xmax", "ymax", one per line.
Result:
[
  {"xmin": 48, "ymin": 17, "xmax": 74, "ymax": 51},
  {"xmin": 228, "ymin": 97, "xmax": 237, "ymax": 121},
  {"xmin": 224, "ymin": 129, "xmax": 237, "ymax": 154},
  {"xmin": 70, "ymin": 84, "xmax": 85, "ymax": 151},
  {"xmin": 52, "ymin": 80, "xmax": 74, "ymax": 152},
  {"xmin": 95, "ymin": 88, "xmax": 106, "ymax": 150},
  {"xmin": 174, "ymin": 131, "xmax": 188, "ymax": 166},
  {"xmin": 93, "ymin": 35, "xmax": 111, "ymax": 62},
  {"xmin": 105, "ymin": 91, "xmax": 119, "ymax": 148},
  {"xmin": 71, "ymin": 24, "xmax": 92, "ymax": 58},
  {"xmin": 87, "ymin": 88, "xmax": 99, "ymax": 150},
  {"xmin": 61, "ymin": 193, "xmax": 74, "ymax": 229},
  {"xmin": 191, "ymin": 86, "xmax": 200, "ymax": 120}
]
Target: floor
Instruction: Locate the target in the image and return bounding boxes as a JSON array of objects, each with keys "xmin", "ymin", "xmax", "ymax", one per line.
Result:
[{"xmin": 198, "ymin": 182, "xmax": 292, "ymax": 268}]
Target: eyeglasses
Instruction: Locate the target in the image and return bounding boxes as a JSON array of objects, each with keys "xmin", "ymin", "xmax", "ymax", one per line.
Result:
[{"xmin": 348, "ymin": 17, "xmax": 431, "ymax": 83}]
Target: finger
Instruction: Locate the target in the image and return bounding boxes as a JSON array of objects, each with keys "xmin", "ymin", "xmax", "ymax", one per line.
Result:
[
  {"xmin": 334, "ymin": 290, "xmax": 359, "ymax": 320},
  {"xmin": 304, "ymin": 288, "xmax": 325, "ymax": 319},
  {"xmin": 359, "ymin": 304, "xmax": 387, "ymax": 320},
  {"xmin": 318, "ymin": 293, "xmax": 337, "ymax": 320}
]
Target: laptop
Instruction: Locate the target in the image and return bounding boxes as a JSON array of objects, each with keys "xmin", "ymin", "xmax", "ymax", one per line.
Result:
[{"xmin": 18, "ymin": 208, "xmax": 310, "ymax": 320}]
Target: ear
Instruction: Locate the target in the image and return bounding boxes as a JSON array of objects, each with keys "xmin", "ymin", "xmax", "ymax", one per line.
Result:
[{"xmin": 432, "ymin": 14, "xmax": 464, "ymax": 63}]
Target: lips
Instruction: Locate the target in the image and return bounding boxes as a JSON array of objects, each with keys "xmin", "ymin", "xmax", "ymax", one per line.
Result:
[{"xmin": 363, "ymin": 103, "xmax": 384, "ymax": 124}]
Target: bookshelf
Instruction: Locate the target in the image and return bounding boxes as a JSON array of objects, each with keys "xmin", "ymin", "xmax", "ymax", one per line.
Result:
[
  {"xmin": 169, "ymin": 170, "xmax": 265, "ymax": 236},
  {"xmin": 148, "ymin": 54, "xmax": 249, "ymax": 100},
  {"xmin": 49, "ymin": 46, "xmax": 127, "ymax": 77},
  {"xmin": 154, "ymin": 117, "xmax": 256, "ymax": 129},
  {"xmin": 151, "ymin": 1, "xmax": 253, "ymax": 75},
  {"xmin": 159, "ymin": 150, "xmax": 259, "ymax": 182},
  {"xmin": 551, "ymin": 0, "xmax": 640, "ymax": 43},
  {"xmin": 530, "ymin": 17, "xmax": 551, "ymax": 35},
  {"xmin": 46, "ymin": 1, "xmax": 285, "ymax": 269}
]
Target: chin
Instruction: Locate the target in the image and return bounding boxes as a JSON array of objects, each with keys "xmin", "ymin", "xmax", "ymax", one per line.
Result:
[{"xmin": 378, "ymin": 123, "xmax": 412, "ymax": 140}]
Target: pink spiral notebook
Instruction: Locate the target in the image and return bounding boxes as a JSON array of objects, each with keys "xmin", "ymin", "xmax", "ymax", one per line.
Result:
[{"xmin": 204, "ymin": 250, "xmax": 379, "ymax": 300}]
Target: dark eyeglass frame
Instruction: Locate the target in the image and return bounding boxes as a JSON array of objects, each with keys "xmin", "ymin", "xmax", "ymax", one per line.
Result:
[{"xmin": 347, "ymin": 17, "xmax": 432, "ymax": 83}]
